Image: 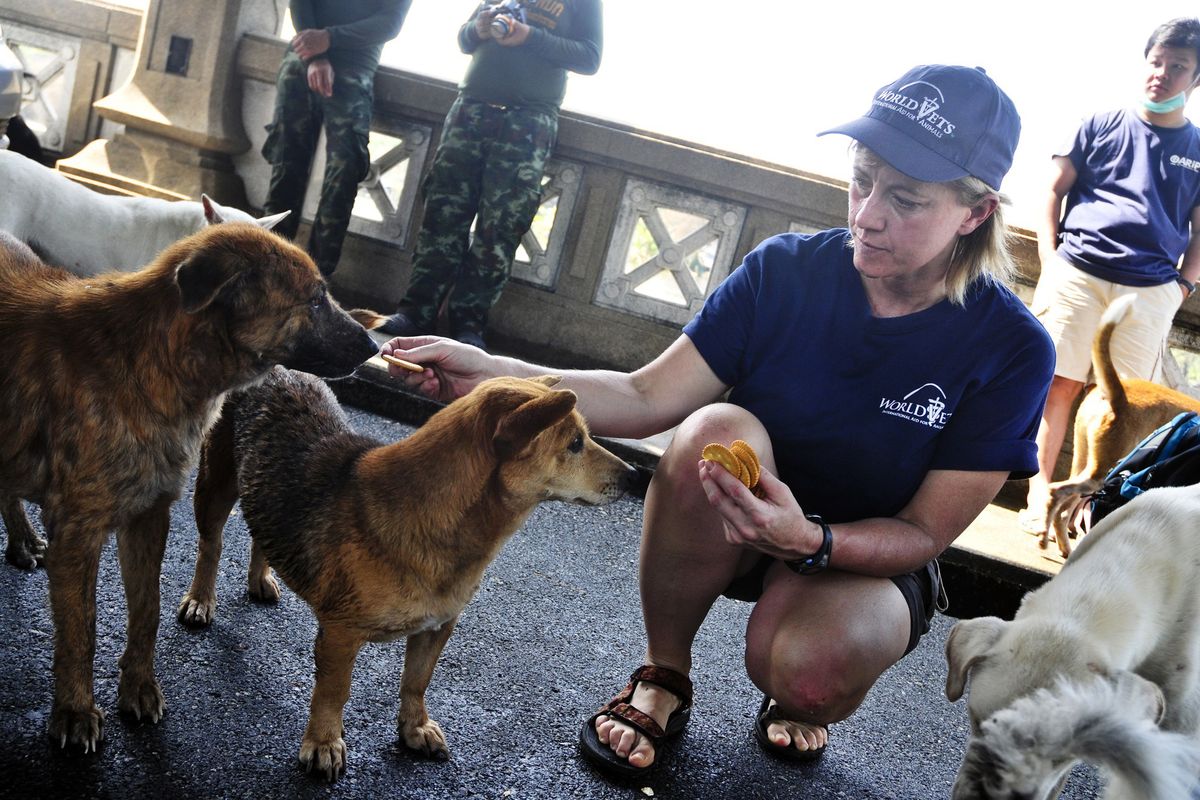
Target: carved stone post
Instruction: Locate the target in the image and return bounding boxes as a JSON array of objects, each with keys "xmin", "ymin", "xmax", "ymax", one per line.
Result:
[{"xmin": 56, "ymin": 0, "xmax": 284, "ymax": 204}]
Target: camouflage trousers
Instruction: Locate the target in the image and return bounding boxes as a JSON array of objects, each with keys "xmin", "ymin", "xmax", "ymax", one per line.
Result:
[
  {"xmin": 399, "ymin": 95, "xmax": 557, "ymax": 334},
  {"xmin": 261, "ymin": 51, "xmax": 374, "ymax": 276}
]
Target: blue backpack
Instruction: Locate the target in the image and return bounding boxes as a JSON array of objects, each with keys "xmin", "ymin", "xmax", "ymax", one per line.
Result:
[{"xmin": 1087, "ymin": 411, "xmax": 1200, "ymax": 528}]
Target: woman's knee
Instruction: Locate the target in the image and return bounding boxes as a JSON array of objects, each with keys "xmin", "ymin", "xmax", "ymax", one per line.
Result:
[
  {"xmin": 650, "ymin": 405, "xmax": 768, "ymax": 504},
  {"xmin": 664, "ymin": 405, "xmax": 773, "ymax": 471},
  {"xmin": 747, "ymin": 641, "xmax": 867, "ymax": 721}
]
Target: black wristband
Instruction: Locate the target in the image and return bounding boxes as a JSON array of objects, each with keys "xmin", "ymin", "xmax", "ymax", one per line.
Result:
[
  {"xmin": 1177, "ymin": 275, "xmax": 1195, "ymax": 296},
  {"xmin": 785, "ymin": 514, "xmax": 833, "ymax": 575}
]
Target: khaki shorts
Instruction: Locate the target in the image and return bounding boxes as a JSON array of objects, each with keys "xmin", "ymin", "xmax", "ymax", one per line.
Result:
[{"xmin": 1031, "ymin": 255, "xmax": 1183, "ymax": 383}]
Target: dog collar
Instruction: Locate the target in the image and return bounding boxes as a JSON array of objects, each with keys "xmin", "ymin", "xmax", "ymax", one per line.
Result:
[{"xmin": 786, "ymin": 514, "xmax": 833, "ymax": 575}]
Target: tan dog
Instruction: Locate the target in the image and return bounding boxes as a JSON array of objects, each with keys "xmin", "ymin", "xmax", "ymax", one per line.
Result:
[
  {"xmin": 946, "ymin": 484, "xmax": 1200, "ymax": 799},
  {"xmin": 185, "ymin": 367, "xmax": 637, "ymax": 779},
  {"xmin": 0, "ymin": 226, "xmax": 378, "ymax": 752},
  {"xmin": 1038, "ymin": 294, "xmax": 1200, "ymax": 557}
]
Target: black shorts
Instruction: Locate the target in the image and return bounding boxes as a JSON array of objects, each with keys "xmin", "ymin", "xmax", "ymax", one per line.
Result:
[{"xmin": 722, "ymin": 558, "xmax": 943, "ymax": 657}]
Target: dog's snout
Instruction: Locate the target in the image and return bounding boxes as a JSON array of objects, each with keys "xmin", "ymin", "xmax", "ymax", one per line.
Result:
[
  {"xmin": 284, "ymin": 309, "xmax": 380, "ymax": 378},
  {"xmin": 350, "ymin": 326, "xmax": 380, "ymax": 362},
  {"xmin": 607, "ymin": 460, "xmax": 641, "ymax": 499}
]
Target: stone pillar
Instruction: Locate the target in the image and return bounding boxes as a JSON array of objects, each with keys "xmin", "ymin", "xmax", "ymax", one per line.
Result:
[{"xmin": 56, "ymin": 0, "xmax": 285, "ymax": 204}]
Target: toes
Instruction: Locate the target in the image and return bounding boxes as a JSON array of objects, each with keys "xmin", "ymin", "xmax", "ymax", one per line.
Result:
[
  {"xmin": 627, "ymin": 736, "xmax": 656, "ymax": 768},
  {"xmin": 767, "ymin": 717, "xmax": 825, "ymax": 753},
  {"xmin": 771, "ymin": 719, "xmax": 825, "ymax": 752},
  {"xmin": 596, "ymin": 720, "xmax": 655, "ymax": 766}
]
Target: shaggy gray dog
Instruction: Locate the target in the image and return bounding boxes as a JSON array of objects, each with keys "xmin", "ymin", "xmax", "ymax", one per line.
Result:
[{"xmin": 946, "ymin": 484, "xmax": 1200, "ymax": 799}]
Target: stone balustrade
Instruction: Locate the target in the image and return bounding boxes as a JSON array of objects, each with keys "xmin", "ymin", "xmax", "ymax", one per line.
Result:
[{"xmin": 4, "ymin": 0, "xmax": 1200, "ymax": 384}]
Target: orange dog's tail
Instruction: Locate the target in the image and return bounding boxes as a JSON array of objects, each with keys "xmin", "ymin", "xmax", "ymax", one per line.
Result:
[{"xmin": 1091, "ymin": 294, "xmax": 1137, "ymax": 411}]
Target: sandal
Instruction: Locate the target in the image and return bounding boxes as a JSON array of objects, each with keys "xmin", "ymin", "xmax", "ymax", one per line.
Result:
[
  {"xmin": 578, "ymin": 665, "xmax": 693, "ymax": 778},
  {"xmin": 1017, "ymin": 509, "xmax": 1046, "ymax": 536},
  {"xmin": 754, "ymin": 695, "xmax": 827, "ymax": 762}
]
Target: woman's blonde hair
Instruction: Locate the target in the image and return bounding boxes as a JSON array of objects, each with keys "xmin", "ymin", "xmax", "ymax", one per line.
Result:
[
  {"xmin": 944, "ymin": 175, "xmax": 1016, "ymax": 306},
  {"xmin": 851, "ymin": 145, "xmax": 1016, "ymax": 306}
]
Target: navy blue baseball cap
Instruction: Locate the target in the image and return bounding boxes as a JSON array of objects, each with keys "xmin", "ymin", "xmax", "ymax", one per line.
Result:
[{"xmin": 819, "ymin": 64, "xmax": 1021, "ymax": 190}]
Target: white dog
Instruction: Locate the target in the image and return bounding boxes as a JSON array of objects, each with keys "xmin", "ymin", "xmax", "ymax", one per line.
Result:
[
  {"xmin": 945, "ymin": 484, "xmax": 1200, "ymax": 800},
  {"xmin": 0, "ymin": 149, "xmax": 286, "ymax": 275}
]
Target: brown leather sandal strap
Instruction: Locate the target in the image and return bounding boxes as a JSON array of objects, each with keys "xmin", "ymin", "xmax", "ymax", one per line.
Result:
[
  {"xmin": 629, "ymin": 664, "xmax": 694, "ymax": 706},
  {"xmin": 604, "ymin": 701, "xmax": 666, "ymax": 740}
]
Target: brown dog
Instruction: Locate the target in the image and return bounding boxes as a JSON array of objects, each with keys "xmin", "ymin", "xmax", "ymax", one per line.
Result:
[
  {"xmin": 0, "ymin": 225, "xmax": 378, "ymax": 752},
  {"xmin": 185, "ymin": 367, "xmax": 637, "ymax": 779},
  {"xmin": 1039, "ymin": 294, "xmax": 1200, "ymax": 557}
]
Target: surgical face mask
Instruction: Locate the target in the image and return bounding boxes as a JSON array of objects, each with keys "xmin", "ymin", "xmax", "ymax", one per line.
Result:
[{"xmin": 1144, "ymin": 91, "xmax": 1188, "ymax": 114}]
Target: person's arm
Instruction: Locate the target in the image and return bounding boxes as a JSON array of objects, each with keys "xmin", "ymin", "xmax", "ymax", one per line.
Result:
[
  {"xmin": 702, "ymin": 461, "xmax": 1007, "ymax": 577},
  {"xmin": 461, "ymin": 0, "xmax": 602, "ymax": 73},
  {"xmin": 459, "ymin": 4, "xmax": 493, "ymax": 53},
  {"xmin": 1177, "ymin": 205, "xmax": 1200, "ymax": 298},
  {"xmin": 1037, "ymin": 155, "xmax": 1077, "ymax": 265},
  {"xmin": 288, "ymin": 0, "xmax": 319, "ymax": 36},
  {"xmin": 382, "ymin": 334, "xmax": 728, "ymax": 440},
  {"xmin": 324, "ymin": 0, "xmax": 411, "ymax": 51},
  {"xmin": 519, "ymin": 0, "xmax": 602, "ymax": 74}
]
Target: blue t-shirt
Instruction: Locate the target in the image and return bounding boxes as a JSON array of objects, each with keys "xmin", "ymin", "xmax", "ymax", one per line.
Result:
[
  {"xmin": 683, "ymin": 230, "xmax": 1055, "ymax": 524},
  {"xmin": 1056, "ymin": 108, "xmax": 1200, "ymax": 286}
]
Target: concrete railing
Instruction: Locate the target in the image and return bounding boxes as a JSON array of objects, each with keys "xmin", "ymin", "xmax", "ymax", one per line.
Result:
[
  {"xmin": 0, "ymin": 0, "xmax": 139, "ymax": 154},
  {"xmin": 6, "ymin": 4, "xmax": 1200, "ymax": 385}
]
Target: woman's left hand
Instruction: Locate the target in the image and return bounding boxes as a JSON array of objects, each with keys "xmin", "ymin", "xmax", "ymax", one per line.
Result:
[{"xmin": 697, "ymin": 461, "xmax": 824, "ymax": 560}]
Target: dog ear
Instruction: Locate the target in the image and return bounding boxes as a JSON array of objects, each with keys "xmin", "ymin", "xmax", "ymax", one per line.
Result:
[
  {"xmin": 255, "ymin": 210, "xmax": 290, "ymax": 231},
  {"xmin": 944, "ymin": 616, "xmax": 1006, "ymax": 701},
  {"xmin": 201, "ymin": 194, "xmax": 226, "ymax": 224},
  {"xmin": 493, "ymin": 389, "xmax": 577, "ymax": 458},
  {"xmin": 175, "ymin": 248, "xmax": 243, "ymax": 313}
]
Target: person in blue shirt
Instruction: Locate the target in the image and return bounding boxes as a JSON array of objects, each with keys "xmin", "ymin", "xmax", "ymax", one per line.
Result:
[
  {"xmin": 381, "ymin": 65, "xmax": 1053, "ymax": 777},
  {"xmin": 1021, "ymin": 17, "xmax": 1200, "ymax": 536}
]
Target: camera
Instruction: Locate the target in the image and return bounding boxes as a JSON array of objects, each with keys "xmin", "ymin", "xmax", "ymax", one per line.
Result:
[{"xmin": 488, "ymin": 1, "xmax": 527, "ymax": 38}]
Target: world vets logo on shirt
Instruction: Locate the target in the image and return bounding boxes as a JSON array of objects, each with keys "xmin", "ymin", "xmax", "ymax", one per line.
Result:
[{"xmin": 879, "ymin": 382, "xmax": 952, "ymax": 429}]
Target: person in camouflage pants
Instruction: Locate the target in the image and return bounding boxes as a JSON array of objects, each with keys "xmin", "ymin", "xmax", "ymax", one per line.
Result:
[
  {"xmin": 262, "ymin": 1, "xmax": 410, "ymax": 277},
  {"xmin": 397, "ymin": 97, "xmax": 557, "ymax": 340},
  {"xmin": 381, "ymin": 0, "xmax": 602, "ymax": 349}
]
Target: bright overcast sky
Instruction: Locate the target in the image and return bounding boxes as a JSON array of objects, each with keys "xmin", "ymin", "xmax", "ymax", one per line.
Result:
[{"xmin": 381, "ymin": 1, "xmax": 1200, "ymax": 230}]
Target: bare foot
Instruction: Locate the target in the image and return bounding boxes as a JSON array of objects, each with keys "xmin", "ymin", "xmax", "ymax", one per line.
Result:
[
  {"xmin": 593, "ymin": 681, "xmax": 682, "ymax": 769},
  {"xmin": 762, "ymin": 698, "xmax": 827, "ymax": 754}
]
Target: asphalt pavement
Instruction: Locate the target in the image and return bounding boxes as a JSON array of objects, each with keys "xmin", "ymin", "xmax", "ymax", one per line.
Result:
[{"xmin": 0, "ymin": 401, "xmax": 1106, "ymax": 800}]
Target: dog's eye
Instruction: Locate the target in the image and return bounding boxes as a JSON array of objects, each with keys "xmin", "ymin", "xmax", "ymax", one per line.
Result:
[
  {"xmin": 309, "ymin": 293, "xmax": 325, "ymax": 311},
  {"xmin": 568, "ymin": 433, "xmax": 584, "ymax": 453}
]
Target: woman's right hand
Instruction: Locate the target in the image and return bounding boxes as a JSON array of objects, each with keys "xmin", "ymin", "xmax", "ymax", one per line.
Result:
[{"xmin": 380, "ymin": 335, "xmax": 494, "ymax": 403}]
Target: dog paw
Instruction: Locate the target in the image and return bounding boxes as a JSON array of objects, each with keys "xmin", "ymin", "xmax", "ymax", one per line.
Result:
[
  {"xmin": 177, "ymin": 593, "xmax": 216, "ymax": 626},
  {"xmin": 399, "ymin": 717, "xmax": 449, "ymax": 760},
  {"xmin": 117, "ymin": 673, "xmax": 165, "ymax": 723},
  {"xmin": 248, "ymin": 570, "xmax": 281, "ymax": 603},
  {"xmin": 49, "ymin": 703, "xmax": 105, "ymax": 753},
  {"xmin": 299, "ymin": 735, "xmax": 347, "ymax": 781},
  {"xmin": 5, "ymin": 536, "xmax": 47, "ymax": 570}
]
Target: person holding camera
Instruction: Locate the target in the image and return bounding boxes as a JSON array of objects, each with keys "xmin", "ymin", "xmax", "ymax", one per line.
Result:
[
  {"xmin": 379, "ymin": 64, "xmax": 1053, "ymax": 777},
  {"xmin": 378, "ymin": 0, "xmax": 603, "ymax": 350},
  {"xmin": 261, "ymin": 0, "xmax": 412, "ymax": 277}
]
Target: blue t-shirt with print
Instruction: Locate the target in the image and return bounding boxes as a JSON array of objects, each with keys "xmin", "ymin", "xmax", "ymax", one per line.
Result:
[
  {"xmin": 683, "ymin": 230, "xmax": 1055, "ymax": 525},
  {"xmin": 1056, "ymin": 108, "xmax": 1200, "ymax": 286}
]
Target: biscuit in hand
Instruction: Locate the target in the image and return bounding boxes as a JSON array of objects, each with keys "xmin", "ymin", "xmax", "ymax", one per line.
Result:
[{"xmin": 702, "ymin": 440, "xmax": 763, "ymax": 494}]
